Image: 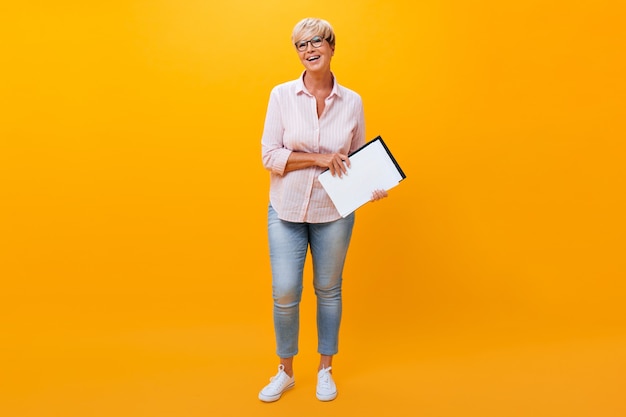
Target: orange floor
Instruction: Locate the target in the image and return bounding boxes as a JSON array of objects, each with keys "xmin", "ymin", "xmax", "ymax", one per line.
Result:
[{"xmin": 3, "ymin": 298, "xmax": 625, "ymax": 417}]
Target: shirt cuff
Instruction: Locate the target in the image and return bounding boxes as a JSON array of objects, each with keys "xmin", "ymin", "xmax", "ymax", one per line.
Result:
[{"xmin": 272, "ymin": 148, "xmax": 292, "ymax": 176}]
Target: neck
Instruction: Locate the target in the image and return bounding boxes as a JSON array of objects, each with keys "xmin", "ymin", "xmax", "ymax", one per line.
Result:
[{"xmin": 304, "ymin": 71, "xmax": 333, "ymax": 92}]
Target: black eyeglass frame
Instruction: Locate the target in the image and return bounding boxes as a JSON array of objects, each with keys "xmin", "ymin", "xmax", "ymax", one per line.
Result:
[{"xmin": 294, "ymin": 36, "xmax": 330, "ymax": 51}]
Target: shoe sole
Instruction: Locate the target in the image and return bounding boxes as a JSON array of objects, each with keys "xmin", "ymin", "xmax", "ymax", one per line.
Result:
[
  {"xmin": 258, "ymin": 382, "xmax": 295, "ymax": 402},
  {"xmin": 316, "ymin": 390, "xmax": 337, "ymax": 401}
]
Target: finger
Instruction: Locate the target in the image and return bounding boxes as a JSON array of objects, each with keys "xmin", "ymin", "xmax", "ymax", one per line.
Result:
[
  {"xmin": 335, "ymin": 160, "xmax": 343, "ymax": 177},
  {"xmin": 330, "ymin": 160, "xmax": 339, "ymax": 177},
  {"xmin": 371, "ymin": 190, "xmax": 387, "ymax": 201},
  {"xmin": 328, "ymin": 162, "xmax": 336, "ymax": 176},
  {"xmin": 340, "ymin": 159, "xmax": 348, "ymax": 174}
]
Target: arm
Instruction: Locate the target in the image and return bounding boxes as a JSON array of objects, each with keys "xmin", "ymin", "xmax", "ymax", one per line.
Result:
[
  {"xmin": 261, "ymin": 89, "xmax": 290, "ymax": 175},
  {"xmin": 351, "ymin": 95, "xmax": 387, "ymax": 202},
  {"xmin": 285, "ymin": 151, "xmax": 351, "ymax": 177}
]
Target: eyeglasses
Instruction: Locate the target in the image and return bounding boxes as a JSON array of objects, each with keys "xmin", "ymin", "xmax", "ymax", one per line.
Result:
[{"xmin": 294, "ymin": 36, "xmax": 327, "ymax": 51}]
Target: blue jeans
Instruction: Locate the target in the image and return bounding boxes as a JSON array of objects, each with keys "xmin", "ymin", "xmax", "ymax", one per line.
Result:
[{"xmin": 268, "ymin": 204, "xmax": 355, "ymax": 358}]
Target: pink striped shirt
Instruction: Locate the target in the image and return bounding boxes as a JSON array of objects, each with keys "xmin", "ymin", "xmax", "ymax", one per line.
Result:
[{"xmin": 261, "ymin": 72, "xmax": 366, "ymax": 223}]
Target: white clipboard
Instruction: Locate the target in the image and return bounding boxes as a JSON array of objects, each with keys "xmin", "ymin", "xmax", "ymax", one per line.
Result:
[{"xmin": 318, "ymin": 136, "xmax": 406, "ymax": 217}]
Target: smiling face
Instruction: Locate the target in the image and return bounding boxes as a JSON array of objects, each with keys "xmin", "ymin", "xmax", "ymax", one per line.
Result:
[
  {"xmin": 291, "ymin": 18, "xmax": 336, "ymax": 75},
  {"xmin": 295, "ymin": 34, "xmax": 334, "ymax": 74}
]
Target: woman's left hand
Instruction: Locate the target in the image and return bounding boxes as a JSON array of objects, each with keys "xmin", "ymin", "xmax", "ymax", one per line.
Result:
[{"xmin": 370, "ymin": 189, "xmax": 388, "ymax": 202}]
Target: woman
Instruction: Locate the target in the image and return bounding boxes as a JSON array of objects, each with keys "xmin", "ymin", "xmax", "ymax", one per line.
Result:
[{"xmin": 259, "ymin": 17, "xmax": 387, "ymax": 402}]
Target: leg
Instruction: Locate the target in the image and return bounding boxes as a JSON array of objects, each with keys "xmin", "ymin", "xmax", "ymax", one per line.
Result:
[
  {"xmin": 309, "ymin": 213, "xmax": 355, "ymax": 362},
  {"xmin": 279, "ymin": 357, "xmax": 294, "ymax": 378},
  {"xmin": 319, "ymin": 354, "xmax": 333, "ymax": 372},
  {"xmin": 267, "ymin": 204, "xmax": 309, "ymax": 364}
]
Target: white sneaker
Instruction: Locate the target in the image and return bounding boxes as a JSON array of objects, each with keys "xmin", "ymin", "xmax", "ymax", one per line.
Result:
[
  {"xmin": 258, "ymin": 364, "xmax": 295, "ymax": 402},
  {"xmin": 316, "ymin": 366, "xmax": 337, "ymax": 401}
]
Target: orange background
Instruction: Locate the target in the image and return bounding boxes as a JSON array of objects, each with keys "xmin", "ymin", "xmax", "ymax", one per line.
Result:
[{"xmin": 1, "ymin": 1, "xmax": 625, "ymax": 416}]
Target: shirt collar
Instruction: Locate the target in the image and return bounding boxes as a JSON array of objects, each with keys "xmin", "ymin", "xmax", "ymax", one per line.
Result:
[{"xmin": 296, "ymin": 71, "xmax": 341, "ymax": 99}]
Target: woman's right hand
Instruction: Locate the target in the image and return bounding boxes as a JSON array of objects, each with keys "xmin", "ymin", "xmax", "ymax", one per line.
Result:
[{"xmin": 317, "ymin": 153, "xmax": 350, "ymax": 177}]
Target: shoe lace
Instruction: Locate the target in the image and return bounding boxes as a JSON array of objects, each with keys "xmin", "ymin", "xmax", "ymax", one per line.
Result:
[
  {"xmin": 318, "ymin": 366, "xmax": 332, "ymax": 388},
  {"xmin": 268, "ymin": 365, "xmax": 289, "ymax": 389}
]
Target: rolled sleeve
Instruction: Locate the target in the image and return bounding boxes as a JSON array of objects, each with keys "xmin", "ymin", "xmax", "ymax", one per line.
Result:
[
  {"xmin": 262, "ymin": 145, "xmax": 291, "ymax": 175},
  {"xmin": 349, "ymin": 98, "xmax": 366, "ymax": 154},
  {"xmin": 261, "ymin": 88, "xmax": 291, "ymax": 175}
]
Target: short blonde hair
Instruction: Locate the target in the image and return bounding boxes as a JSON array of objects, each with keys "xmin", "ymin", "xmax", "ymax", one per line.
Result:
[{"xmin": 291, "ymin": 18, "xmax": 336, "ymax": 48}]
